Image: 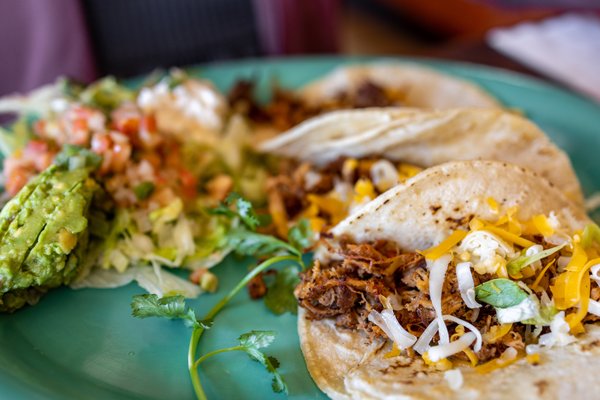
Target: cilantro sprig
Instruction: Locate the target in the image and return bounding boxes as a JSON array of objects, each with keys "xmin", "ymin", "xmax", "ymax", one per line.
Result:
[
  {"xmin": 193, "ymin": 330, "xmax": 287, "ymax": 394},
  {"xmin": 132, "ymin": 193, "xmax": 311, "ymax": 399}
]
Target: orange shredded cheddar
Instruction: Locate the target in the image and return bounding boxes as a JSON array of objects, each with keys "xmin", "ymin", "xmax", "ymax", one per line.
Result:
[
  {"xmin": 526, "ymin": 353, "xmax": 540, "ymax": 365},
  {"xmin": 384, "ymin": 342, "xmax": 402, "ymax": 359},
  {"xmin": 420, "ymin": 230, "xmax": 468, "ymax": 260},
  {"xmin": 482, "ymin": 225, "xmax": 534, "ymax": 248},
  {"xmin": 342, "ymin": 158, "xmax": 358, "ymax": 179},
  {"xmin": 531, "ymin": 259, "xmax": 556, "ymax": 291},
  {"xmin": 487, "ymin": 197, "xmax": 499, "ymax": 214},
  {"xmin": 483, "ymin": 324, "xmax": 513, "ymax": 344},
  {"xmin": 552, "ymin": 247, "xmax": 594, "ymax": 310},
  {"xmin": 353, "ymin": 179, "xmax": 376, "ymax": 204},
  {"xmin": 532, "ymin": 214, "xmax": 555, "ymax": 237},
  {"xmin": 306, "ymin": 194, "xmax": 347, "ymax": 225},
  {"xmin": 565, "ymin": 273, "xmax": 590, "ymax": 333},
  {"xmin": 463, "ymin": 348, "xmax": 479, "ymax": 367},
  {"xmin": 475, "ymin": 353, "xmax": 520, "ymax": 374},
  {"xmin": 398, "ymin": 163, "xmax": 422, "ymax": 181},
  {"xmin": 422, "ymin": 352, "xmax": 453, "ymax": 371},
  {"xmin": 469, "ymin": 218, "xmax": 485, "ymax": 231}
]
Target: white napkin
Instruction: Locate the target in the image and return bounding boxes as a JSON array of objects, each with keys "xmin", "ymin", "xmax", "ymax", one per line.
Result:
[{"xmin": 487, "ymin": 13, "xmax": 600, "ymax": 103}]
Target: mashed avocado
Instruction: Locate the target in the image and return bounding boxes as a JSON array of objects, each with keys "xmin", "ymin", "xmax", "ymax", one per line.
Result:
[{"xmin": 0, "ymin": 150, "xmax": 99, "ymax": 312}]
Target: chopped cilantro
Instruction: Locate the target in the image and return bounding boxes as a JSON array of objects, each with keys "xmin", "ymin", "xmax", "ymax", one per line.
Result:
[
  {"xmin": 134, "ymin": 181, "xmax": 155, "ymax": 200},
  {"xmin": 264, "ymin": 266, "xmax": 301, "ymax": 315},
  {"xmin": 287, "ymin": 218, "xmax": 313, "ymax": 253}
]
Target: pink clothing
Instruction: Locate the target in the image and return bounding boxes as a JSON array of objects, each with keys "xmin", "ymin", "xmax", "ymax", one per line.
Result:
[{"xmin": 0, "ymin": 0, "xmax": 97, "ymax": 96}]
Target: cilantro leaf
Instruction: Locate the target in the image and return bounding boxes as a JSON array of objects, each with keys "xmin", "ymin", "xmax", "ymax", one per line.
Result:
[
  {"xmin": 264, "ymin": 266, "xmax": 301, "ymax": 315},
  {"xmin": 131, "ymin": 294, "xmax": 200, "ymax": 328},
  {"xmin": 227, "ymin": 228, "xmax": 300, "ymax": 258},
  {"xmin": 210, "ymin": 192, "xmax": 260, "ymax": 231},
  {"xmin": 287, "ymin": 219, "xmax": 313, "ymax": 252},
  {"xmin": 237, "ymin": 330, "xmax": 287, "ymax": 394},
  {"xmin": 239, "ymin": 330, "xmax": 277, "ymax": 349},
  {"xmin": 475, "ymin": 279, "xmax": 528, "ymax": 308},
  {"xmin": 134, "ymin": 181, "xmax": 155, "ymax": 200},
  {"xmin": 506, "ymin": 244, "xmax": 565, "ymax": 276}
]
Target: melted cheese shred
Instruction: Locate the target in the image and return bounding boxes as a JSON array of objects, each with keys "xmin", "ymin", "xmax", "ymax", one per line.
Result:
[{"xmin": 421, "ymin": 231, "xmax": 467, "ymax": 260}]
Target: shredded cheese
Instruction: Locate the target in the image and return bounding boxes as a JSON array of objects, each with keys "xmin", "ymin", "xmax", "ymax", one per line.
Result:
[
  {"xmin": 427, "ymin": 255, "xmax": 453, "ymax": 345},
  {"xmin": 482, "ymin": 225, "xmax": 534, "ymax": 248},
  {"xmin": 428, "ymin": 332, "xmax": 477, "ymax": 362},
  {"xmin": 487, "ymin": 197, "xmax": 499, "ymax": 214},
  {"xmin": 530, "ymin": 259, "xmax": 555, "ymax": 291},
  {"xmin": 483, "ymin": 323, "xmax": 513, "ymax": 344},
  {"xmin": 475, "ymin": 347, "xmax": 519, "ymax": 374},
  {"xmin": 420, "ymin": 231, "xmax": 467, "ymax": 260},
  {"xmin": 353, "ymin": 179, "xmax": 376, "ymax": 204},
  {"xmin": 532, "ymin": 214, "xmax": 555, "ymax": 237}
]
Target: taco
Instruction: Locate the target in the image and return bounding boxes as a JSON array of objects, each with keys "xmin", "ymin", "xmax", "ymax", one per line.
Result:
[
  {"xmin": 299, "ymin": 63, "xmax": 500, "ymax": 110},
  {"xmin": 259, "ymin": 108, "xmax": 583, "ymax": 238},
  {"xmin": 228, "ymin": 63, "xmax": 499, "ymax": 134},
  {"xmin": 295, "ymin": 160, "xmax": 600, "ymax": 399}
]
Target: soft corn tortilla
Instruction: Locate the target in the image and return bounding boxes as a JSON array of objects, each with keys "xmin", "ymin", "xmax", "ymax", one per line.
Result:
[
  {"xmin": 299, "ymin": 64, "xmax": 500, "ymax": 109},
  {"xmin": 300, "ymin": 161, "xmax": 593, "ymax": 400},
  {"xmin": 259, "ymin": 108, "xmax": 584, "ymax": 205}
]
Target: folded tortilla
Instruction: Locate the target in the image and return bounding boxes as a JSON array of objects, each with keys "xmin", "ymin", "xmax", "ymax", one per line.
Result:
[
  {"xmin": 259, "ymin": 108, "xmax": 584, "ymax": 206},
  {"xmin": 299, "ymin": 160, "xmax": 594, "ymax": 400},
  {"xmin": 299, "ymin": 64, "xmax": 500, "ymax": 109}
]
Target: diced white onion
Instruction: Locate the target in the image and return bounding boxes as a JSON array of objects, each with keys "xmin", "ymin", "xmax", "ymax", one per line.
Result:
[
  {"xmin": 428, "ymin": 332, "xmax": 476, "ymax": 362},
  {"xmin": 443, "ymin": 315, "xmax": 483, "ymax": 352},
  {"xmin": 456, "ymin": 262, "xmax": 481, "ymax": 309},
  {"xmin": 413, "ymin": 318, "xmax": 439, "ymax": 355},
  {"xmin": 590, "ymin": 264, "xmax": 600, "ymax": 285},
  {"xmin": 444, "ymin": 369, "xmax": 464, "ymax": 390},
  {"xmin": 588, "ymin": 299, "xmax": 600, "ymax": 317},
  {"xmin": 427, "ymin": 254, "xmax": 452, "ymax": 345},
  {"xmin": 368, "ymin": 309, "xmax": 417, "ymax": 350}
]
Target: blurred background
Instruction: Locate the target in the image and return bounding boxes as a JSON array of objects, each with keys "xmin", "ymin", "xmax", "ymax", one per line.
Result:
[{"xmin": 1, "ymin": 0, "xmax": 600, "ymax": 99}]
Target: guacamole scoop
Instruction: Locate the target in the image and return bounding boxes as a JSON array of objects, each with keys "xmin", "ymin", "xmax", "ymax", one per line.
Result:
[{"xmin": 0, "ymin": 149, "xmax": 99, "ymax": 312}]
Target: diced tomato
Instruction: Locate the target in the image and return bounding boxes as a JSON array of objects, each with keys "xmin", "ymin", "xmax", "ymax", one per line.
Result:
[
  {"xmin": 141, "ymin": 115, "xmax": 156, "ymax": 132},
  {"xmin": 34, "ymin": 120, "xmax": 46, "ymax": 136},
  {"xmin": 179, "ymin": 168, "xmax": 197, "ymax": 198},
  {"xmin": 115, "ymin": 117, "xmax": 140, "ymax": 136},
  {"xmin": 72, "ymin": 118, "xmax": 88, "ymax": 132},
  {"xmin": 6, "ymin": 168, "xmax": 31, "ymax": 196}
]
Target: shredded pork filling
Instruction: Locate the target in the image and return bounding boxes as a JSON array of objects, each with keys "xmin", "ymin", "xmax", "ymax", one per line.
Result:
[
  {"xmin": 294, "ymin": 238, "xmax": 584, "ymax": 363},
  {"xmin": 228, "ymin": 80, "xmax": 406, "ymax": 131}
]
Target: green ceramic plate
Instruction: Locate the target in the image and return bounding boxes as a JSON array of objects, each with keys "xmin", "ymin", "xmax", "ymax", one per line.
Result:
[{"xmin": 1, "ymin": 57, "xmax": 600, "ymax": 400}]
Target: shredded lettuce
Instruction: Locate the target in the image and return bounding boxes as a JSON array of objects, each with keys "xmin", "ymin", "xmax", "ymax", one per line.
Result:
[
  {"xmin": 0, "ymin": 118, "xmax": 34, "ymax": 157},
  {"xmin": 506, "ymin": 244, "xmax": 565, "ymax": 276},
  {"xmin": 78, "ymin": 77, "xmax": 135, "ymax": 112},
  {"xmin": 71, "ymin": 265, "xmax": 201, "ymax": 298}
]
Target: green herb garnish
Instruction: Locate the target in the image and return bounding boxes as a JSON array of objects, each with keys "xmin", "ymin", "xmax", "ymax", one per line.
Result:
[
  {"xmin": 210, "ymin": 192, "xmax": 260, "ymax": 230},
  {"xmin": 264, "ymin": 266, "xmax": 301, "ymax": 315},
  {"xmin": 194, "ymin": 330, "xmax": 287, "ymax": 394},
  {"xmin": 133, "ymin": 181, "xmax": 155, "ymax": 200},
  {"xmin": 475, "ymin": 278, "xmax": 528, "ymax": 308},
  {"xmin": 132, "ymin": 194, "xmax": 305, "ymax": 399},
  {"xmin": 506, "ymin": 244, "xmax": 565, "ymax": 276}
]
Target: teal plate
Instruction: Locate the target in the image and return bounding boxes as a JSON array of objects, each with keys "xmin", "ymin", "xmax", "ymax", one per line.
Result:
[{"xmin": 1, "ymin": 56, "xmax": 600, "ymax": 400}]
